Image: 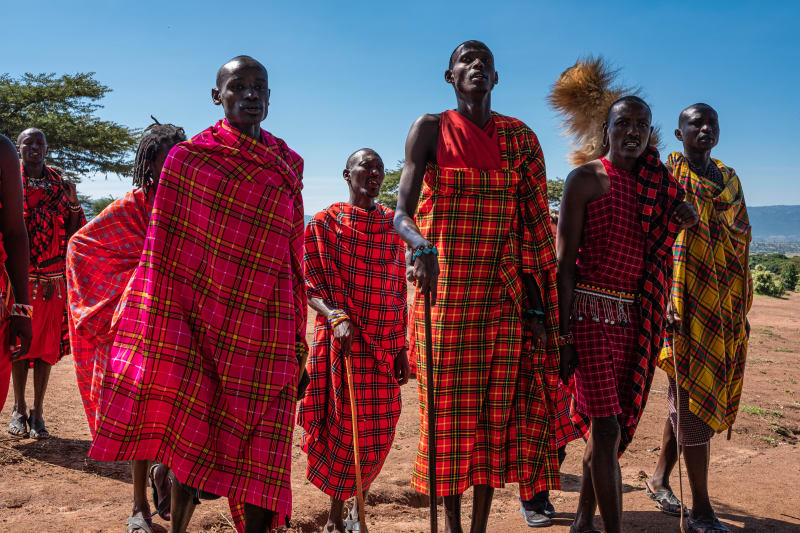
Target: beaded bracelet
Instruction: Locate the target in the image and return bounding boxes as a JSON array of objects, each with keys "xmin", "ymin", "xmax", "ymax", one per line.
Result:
[
  {"xmin": 410, "ymin": 243, "xmax": 439, "ymax": 263},
  {"xmin": 295, "ymin": 341, "xmax": 309, "ymax": 360},
  {"xmin": 524, "ymin": 308, "xmax": 546, "ymax": 324},
  {"xmin": 11, "ymin": 303, "xmax": 33, "ymax": 319},
  {"xmin": 327, "ymin": 309, "xmax": 350, "ymax": 329}
]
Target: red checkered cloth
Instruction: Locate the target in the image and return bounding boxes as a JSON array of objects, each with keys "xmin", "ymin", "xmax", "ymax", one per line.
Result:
[
  {"xmin": 570, "ymin": 150, "xmax": 684, "ymax": 452},
  {"xmin": 298, "ymin": 202, "xmax": 407, "ymax": 500},
  {"xmin": 21, "ymin": 165, "xmax": 86, "ymax": 364},
  {"xmin": 0, "ymin": 264, "xmax": 13, "ymax": 414},
  {"xmin": 88, "ymin": 120, "xmax": 307, "ymax": 532},
  {"xmin": 66, "ymin": 188, "xmax": 153, "ymax": 436},
  {"xmin": 410, "ymin": 112, "xmax": 562, "ymax": 500}
]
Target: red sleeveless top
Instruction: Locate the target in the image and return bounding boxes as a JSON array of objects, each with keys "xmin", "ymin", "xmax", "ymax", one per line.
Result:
[{"xmin": 576, "ymin": 158, "xmax": 645, "ymax": 292}]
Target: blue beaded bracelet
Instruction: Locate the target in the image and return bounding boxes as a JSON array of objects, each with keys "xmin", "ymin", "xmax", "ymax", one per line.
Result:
[{"xmin": 410, "ymin": 244, "xmax": 439, "ymax": 262}]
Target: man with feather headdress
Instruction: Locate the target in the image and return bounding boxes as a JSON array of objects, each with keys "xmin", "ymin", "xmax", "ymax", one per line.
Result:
[
  {"xmin": 645, "ymin": 103, "xmax": 751, "ymax": 533},
  {"xmin": 550, "ymin": 57, "xmax": 698, "ymax": 533}
]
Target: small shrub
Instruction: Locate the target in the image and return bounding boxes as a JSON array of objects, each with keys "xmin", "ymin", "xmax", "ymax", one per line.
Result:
[{"xmin": 753, "ymin": 265, "xmax": 785, "ymax": 297}]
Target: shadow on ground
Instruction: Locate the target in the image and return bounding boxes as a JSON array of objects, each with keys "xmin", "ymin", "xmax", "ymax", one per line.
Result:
[{"xmin": 12, "ymin": 436, "xmax": 131, "ymax": 482}]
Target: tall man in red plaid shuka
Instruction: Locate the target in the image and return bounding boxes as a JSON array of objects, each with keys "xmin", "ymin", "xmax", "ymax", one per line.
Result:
[
  {"xmin": 394, "ymin": 41, "xmax": 563, "ymax": 533},
  {"xmin": 87, "ymin": 56, "xmax": 307, "ymax": 533},
  {"xmin": 8, "ymin": 128, "xmax": 85, "ymax": 441},
  {"xmin": 299, "ymin": 148, "xmax": 410, "ymax": 533},
  {"xmin": 557, "ymin": 96, "xmax": 697, "ymax": 533}
]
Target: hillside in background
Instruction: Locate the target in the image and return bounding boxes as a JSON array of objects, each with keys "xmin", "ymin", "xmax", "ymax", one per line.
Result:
[{"xmin": 749, "ymin": 205, "xmax": 800, "ymax": 242}]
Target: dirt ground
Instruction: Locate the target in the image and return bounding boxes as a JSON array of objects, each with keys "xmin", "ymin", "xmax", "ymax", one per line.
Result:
[{"xmin": 1, "ymin": 293, "xmax": 798, "ymax": 532}]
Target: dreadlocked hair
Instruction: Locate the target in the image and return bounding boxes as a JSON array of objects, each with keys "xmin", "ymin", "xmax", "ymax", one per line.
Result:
[
  {"xmin": 132, "ymin": 118, "xmax": 186, "ymax": 192},
  {"xmin": 548, "ymin": 56, "xmax": 660, "ymax": 166}
]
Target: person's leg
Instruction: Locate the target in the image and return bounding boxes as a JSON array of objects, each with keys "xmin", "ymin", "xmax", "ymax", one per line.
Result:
[
  {"xmin": 589, "ymin": 416, "xmax": 622, "ymax": 533},
  {"xmin": 470, "ymin": 485, "xmax": 494, "ymax": 533},
  {"xmin": 169, "ymin": 479, "xmax": 197, "ymax": 533},
  {"xmin": 325, "ymin": 497, "xmax": 346, "ymax": 533},
  {"xmin": 573, "ymin": 436, "xmax": 598, "ymax": 532},
  {"xmin": 31, "ymin": 358, "xmax": 51, "ymax": 420},
  {"xmin": 243, "ymin": 503, "xmax": 274, "ymax": 533},
  {"xmin": 345, "ymin": 487, "xmax": 369, "ymax": 523},
  {"xmin": 444, "ymin": 494, "xmax": 463, "ymax": 533},
  {"xmin": 129, "ymin": 460, "xmax": 152, "ymax": 530},
  {"xmin": 684, "ymin": 442, "xmax": 714, "ymax": 520},
  {"xmin": 8, "ymin": 360, "xmax": 29, "ymax": 436},
  {"xmin": 648, "ymin": 418, "xmax": 678, "ymax": 493}
]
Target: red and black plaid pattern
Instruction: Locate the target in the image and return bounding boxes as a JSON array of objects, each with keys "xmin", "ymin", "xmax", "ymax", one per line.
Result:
[
  {"xmin": 21, "ymin": 165, "xmax": 70, "ymax": 269},
  {"xmin": 410, "ymin": 113, "xmax": 561, "ymax": 500},
  {"xmin": 88, "ymin": 120, "xmax": 306, "ymax": 532},
  {"xmin": 570, "ymin": 148, "xmax": 684, "ymax": 452},
  {"xmin": 298, "ymin": 202, "xmax": 406, "ymax": 500}
]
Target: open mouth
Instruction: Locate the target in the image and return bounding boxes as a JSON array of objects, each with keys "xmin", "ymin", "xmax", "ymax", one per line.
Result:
[
  {"xmin": 623, "ymin": 140, "xmax": 640, "ymax": 149},
  {"xmin": 367, "ymin": 178, "xmax": 381, "ymax": 188},
  {"xmin": 470, "ymin": 72, "xmax": 488, "ymax": 81}
]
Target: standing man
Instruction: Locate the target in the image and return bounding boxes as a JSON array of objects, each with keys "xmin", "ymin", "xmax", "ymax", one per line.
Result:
[
  {"xmin": 88, "ymin": 56, "xmax": 307, "ymax": 533},
  {"xmin": 646, "ymin": 104, "xmax": 751, "ymax": 533},
  {"xmin": 557, "ymin": 95, "xmax": 697, "ymax": 533},
  {"xmin": 394, "ymin": 40, "xmax": 562, "ymax": 533},
  {"xmin": 0, "ymin": 134, "xmax": 33, "ymax": 413},
  {"xmin": 299, "ymin": 148, "xmax": 410, "ymax": 533},
  {"xmin": 67, "ymin": 120, "xmax": 186, "ymax": 533},
  {"xmin": 8, "ymin": 128, "xmax": 84, "ymax": 440}
]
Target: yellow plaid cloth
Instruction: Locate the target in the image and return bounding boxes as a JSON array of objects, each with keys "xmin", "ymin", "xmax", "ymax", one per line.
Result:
[{"xmin": 659, "ymin": 152, "xmax": 752, "ymax": 432}]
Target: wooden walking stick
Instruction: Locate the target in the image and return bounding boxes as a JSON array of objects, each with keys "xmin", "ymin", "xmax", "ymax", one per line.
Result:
[
  {"xmin": 424, "ymin": 290, "xmax": 438, "ymax": 532},
  {"xmin": 344, "ymin": 353, "xmax": 368, "ymax": 533},
  {"xmin": 670, "ymin": 331, "xmax": 687, "ymax": 533}
]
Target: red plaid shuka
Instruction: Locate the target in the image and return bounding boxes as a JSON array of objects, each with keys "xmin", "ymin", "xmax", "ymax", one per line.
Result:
[
  {"xmin": 66, "ymin": 188, "xmax": 153, "ymax": 436},
  {"xmin": 88, "ymin": 120, "xmax": 306, "ymax": 532},
  {"xmin": 21, "ymin": 165, "xmax": 86, "ymax": 364},
  {"xmin": 298, "ymin": 202, "xmax": 407, "ymax": 500},
  {"xmin": 0, "ymin": 192, "xmax": 12, "ymax": 411},
  {"xmin": 570, "ymin": 148, "xmax": 684, "ymax": 452},
  {"xmin": 410, "ymin": 112, "xmax": 562, "ymax": 500}
]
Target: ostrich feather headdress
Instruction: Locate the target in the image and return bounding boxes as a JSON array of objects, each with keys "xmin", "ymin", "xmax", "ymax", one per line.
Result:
[{"xmin": 548, "ymin": 56, "xmax": 660, "ymax": 166}]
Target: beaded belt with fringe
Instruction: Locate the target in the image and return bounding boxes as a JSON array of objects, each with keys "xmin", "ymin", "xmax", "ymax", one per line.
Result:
[
  {"xmin": 30, "ymin": 271, "xmax": 66, "ymax": 300},
  {"xmin": 571, "ymin": 282, "xmax": 638, "ymax": 327}
]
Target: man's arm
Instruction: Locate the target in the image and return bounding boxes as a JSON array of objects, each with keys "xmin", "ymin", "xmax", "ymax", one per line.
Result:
[
  {"xmin": 556, "ymin": 162, "xmax": 605, "ymax": 382},
  {"xmin": 394, "ymin": 114, "xmax": 440, "ymax": 303},
  {"xmin": 0, "ymin": 136, "xmax": 32, "ymax": 356}
]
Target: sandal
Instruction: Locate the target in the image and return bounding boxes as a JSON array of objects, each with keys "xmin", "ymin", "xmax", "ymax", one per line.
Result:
[
  {"xmin": 148, "ymin": 462, "xmax": 172, "ymax": 520},
  {"xmin": 688, "ymin": 515, "xmax": 730, "ymax": 533},
  {"xmin": 7, "ymin": 412, "xmax": 28, "ymax": 439},
  {"xmin": 126, "ymin": 516, "xmax": 154, "ymax": 533},
  {"xmin": 645, "ymin": 480, "xmax": 688, "ymax": 517},
  {"xmin": 28, "ymin": 411, "xmax": 50, "ymax": 440}
]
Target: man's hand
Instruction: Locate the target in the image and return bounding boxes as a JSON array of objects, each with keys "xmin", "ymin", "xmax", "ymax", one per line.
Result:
[
  {"xmin": 522, "ymin": 314, "xmax": 547, "ymax": 349},
  {"xmin": 408, "ymin": 245, "xmax": 439, "ymax": 305},
  {"xmin": 9, "ymin": 316, "xmax": 32, "ymax": 360},
  {"xmin": 745, "ymin": 318, "xmax": 751, "ymax": 338},
  {"xmin": 559, "ymin": 344, "xmax": 578, "ymax": 385},
  {"xmin": 671, "ymin": 201, "xmax": 699, "ymax": 230},
  {"xmin": 665, "ymin": 298, "xmax": 681, "ymax": 333},
  {"xmin": 333, "ymin": 319, "xmax": 354, "ymax": 357},
  {"xmin": 61, "ymin": 180, "xmax": 79, "ymax": 206},
  {"xmin": 394, "ymin": 347, "xmax": 411, "ymax": 386}
]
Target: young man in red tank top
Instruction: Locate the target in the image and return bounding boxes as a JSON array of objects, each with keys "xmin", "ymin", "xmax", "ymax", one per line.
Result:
[
  {"xmin": 558, "ymin": 96, "xmax": 698, "ymax": 533},
  {"xmin": 394, "ymin": 40, "xmax": 565, "ymax": 533}
]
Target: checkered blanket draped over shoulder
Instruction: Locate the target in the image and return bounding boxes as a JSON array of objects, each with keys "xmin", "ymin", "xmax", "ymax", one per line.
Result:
[
  {"xmin": 410, "ymin": 113, "xmax": 562, "ymax": 500},
  {"xmin": 572, "ymin": 147, "xmax": 685, "ymax": 451},
  {"xmin": 66, "ymin": 188, "xmax": 153, "ymax": 436},
  {"xmin": 659, "ymin": 152, "xmax": 751, "ymax": 432},
  {"xmin": 298, "ymin": 202, "xmax": 407, "ymax": 500},
  {"xmin": 88, "ymin": 120, "xmax": 306, "ymax": 532}
]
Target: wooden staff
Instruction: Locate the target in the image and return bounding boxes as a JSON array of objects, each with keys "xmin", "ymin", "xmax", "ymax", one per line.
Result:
[
  {"xmin": 670, "ymin": 331, "xmax": 687, "ymax": 533},
  {"xmin": 344, "ymin": 353, "xmax": 368, "ymax": 533},
  {"xmin": 424, "ymin": 290, "xmax": 438, "ymax": 532}
]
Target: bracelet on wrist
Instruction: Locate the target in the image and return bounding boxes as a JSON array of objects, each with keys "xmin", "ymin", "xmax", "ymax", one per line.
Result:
[
  {"xmin": 11, "ymin": 303, "xmax": 33, "ymax": 319},
  {"xmin": 524, "ymin": 308, "xmax": 546, "ymax": 324},
  {"xmin": 557, "ymin": 332, "xmax": 574, "ymax": 346},
  {"xmin": 409, "ymin": 243, "xmax": 438, "ymax": 263},
  {"xmin": 327, "ymin": 309, "xmax": 350, "ymax": 328}
]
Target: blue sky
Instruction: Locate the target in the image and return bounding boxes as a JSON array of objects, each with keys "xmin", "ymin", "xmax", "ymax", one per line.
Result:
[{"xmin": 3, "ymin": 1, "xmax": 798, "ymax": 214}]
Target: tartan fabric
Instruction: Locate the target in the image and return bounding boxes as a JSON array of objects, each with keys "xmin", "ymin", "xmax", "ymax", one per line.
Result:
[
  {"xmin": 659, "ymin": 153, "xmax": 751, "ymax": 432},
  {"xmin": 410, "ymin": 112, "xmax": 561, "ymax": 500},
  {"xmin": 0, "ymin": 265, "xmax": 13, "ymax": 413},
  {"xmin": 21, "ymin": 166, "xmax": 86, "ymax": 363},
  {"xmin": 532, "ymin": 383, "xmax": 580, "ymax": 493},
  {"xmin": 66, "ymin": 188, "xmax": 153, "ymax": 436},
  {"xmin": 88, "ymin": 120, "xmax": 306, "ymax": 532},
  {"xmin": 667, "ymin": 377, "xmax": 715, "ymax": 446},
  {"xmin": 570, "ymin": 149, "xmax": 684, "ymax": 452},
  {"xmin": 298, "ymin": 202, "xmax": 406, "ymax": 500}
]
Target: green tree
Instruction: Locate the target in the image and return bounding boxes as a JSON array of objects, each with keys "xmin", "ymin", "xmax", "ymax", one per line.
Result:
[
  {"xmin": 753, "ymin": 265, "xmax": 784, "ymax": 297},
  {"xmin": 547, "ymin": 178, "xmax": 565, "ymax": 209},
  {"xmin": 77, "ymin": 192, "xmax": 117, "ymax": 218},
  {"xmin": 781, "ymin": 262, "xmax": 798, "ymax": 292},
  {"xmin": 0, "ymin": 72, "xmax": 138, "ymax": 180},
  {"xmin": 377, "ymin": 162, "xmax": 403, "ymax": 210}
]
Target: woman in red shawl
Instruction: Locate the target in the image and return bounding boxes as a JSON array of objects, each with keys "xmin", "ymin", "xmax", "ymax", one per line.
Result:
[
  {"xmin": 8, "ymin": 128, "xmax": 84, "ymax": 440},
  {"xmin": 299, "ymin": 148, "xmax": 410, "ymax": 533}
]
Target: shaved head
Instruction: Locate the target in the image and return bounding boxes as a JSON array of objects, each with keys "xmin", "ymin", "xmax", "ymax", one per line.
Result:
[
  {"xmin": 449, "ymin": 40, "xmax": 492, "ymax": 69},
  {"xmin": 216, "ymin": 55, "xmax": 267, "ymax": 88},
  {"xmin": 606, "ymin": 95, "xmax": 651, "ymax": 123},
  {"xmin": 679, "ymin": 103, "xmax": 717, "ymax": 127},
  {"xmin": 17, "ymin": 127, "xmax": 46, "ymax": 145},
  {"xmin": 346, "ymin": 148, "xmax": 381, "ymax": 169}
]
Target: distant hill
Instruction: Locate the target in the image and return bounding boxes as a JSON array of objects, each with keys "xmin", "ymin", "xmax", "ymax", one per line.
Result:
[{"xmin": 749, "ymin": 205, "xmax": 800, "ymax": 242}]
